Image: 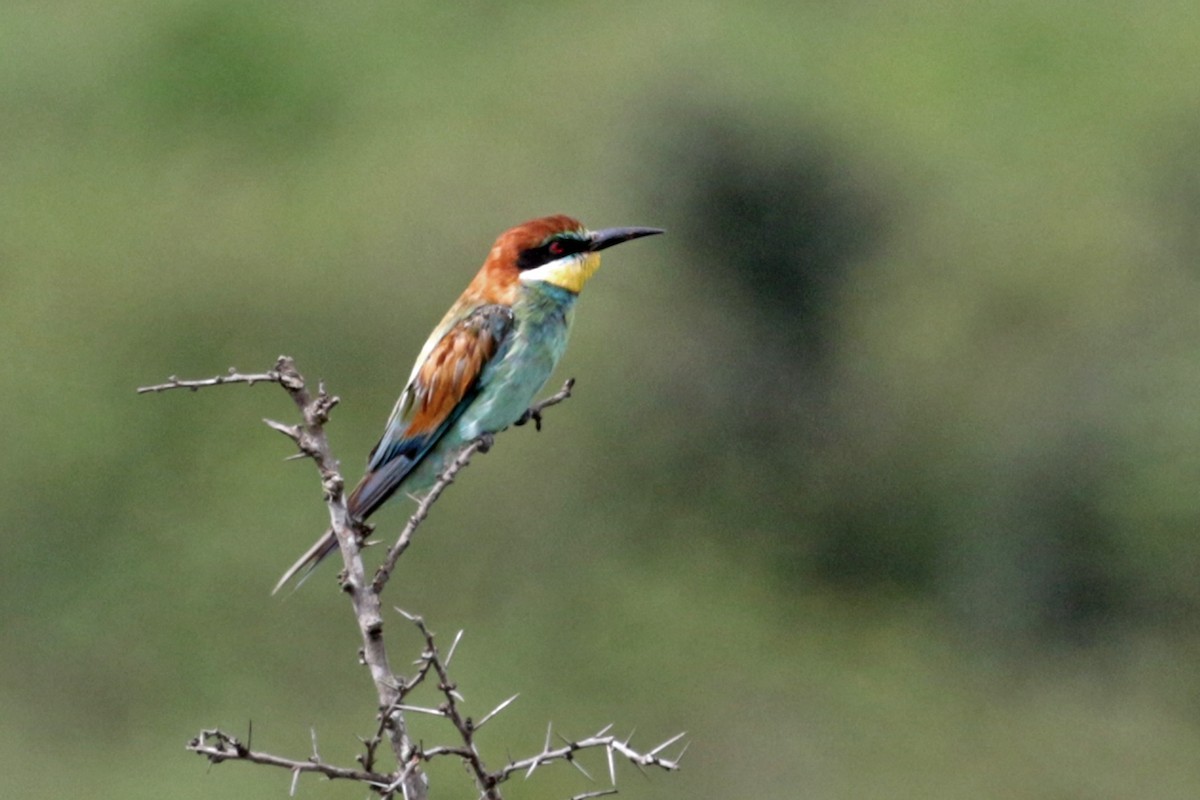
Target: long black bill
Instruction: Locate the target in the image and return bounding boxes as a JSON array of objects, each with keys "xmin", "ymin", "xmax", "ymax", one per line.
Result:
[{"xmin": 589, "ymin": 226, "xmax": 665, "ymax": 252}]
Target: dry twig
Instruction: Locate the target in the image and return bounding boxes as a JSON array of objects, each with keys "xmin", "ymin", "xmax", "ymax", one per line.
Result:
[
  {"xmin": 381, "ymin": 613, "xmax": 684, "ymax": 799},
  {"xmin": 145, "ymin": 359, "xmax": 681, "ymax": 799}
]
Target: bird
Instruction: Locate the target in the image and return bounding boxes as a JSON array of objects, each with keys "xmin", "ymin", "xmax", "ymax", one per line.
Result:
[{"xmin": 273, "ymin": 214, "xmax": 663, "ymax": 593}]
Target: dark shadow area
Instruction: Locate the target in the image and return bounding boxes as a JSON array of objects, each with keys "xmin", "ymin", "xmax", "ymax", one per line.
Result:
[{"xmin": 647, "ymin": 114, "xmax": 888, "ymax": 363}]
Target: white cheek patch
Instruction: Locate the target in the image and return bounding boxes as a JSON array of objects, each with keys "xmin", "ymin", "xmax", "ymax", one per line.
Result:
[
  {"xmin": 518, "ymin": 254, "xmax": 580, "ymax": 285},
  {"xmin": 518, "ymin": 252, "xmax": 600, "ymax": 293}
]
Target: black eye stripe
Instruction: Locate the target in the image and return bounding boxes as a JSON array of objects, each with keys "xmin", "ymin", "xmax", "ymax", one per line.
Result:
[{"xmin": 517, "ymin": 236, "xmax": 589, "ymax": 271}]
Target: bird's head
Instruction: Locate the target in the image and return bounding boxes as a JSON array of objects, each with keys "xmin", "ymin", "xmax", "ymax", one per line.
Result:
[{"xmin": 478, "ymin": 215, "xmax": 663, "ymax": 298}]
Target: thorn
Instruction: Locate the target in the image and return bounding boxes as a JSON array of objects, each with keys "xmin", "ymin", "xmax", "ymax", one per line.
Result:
[
  {"xmin": 290, "ymin": 766, "xmax": 301, "ymax": 796},
  {"xmin": 544, "ymin": 721, "xmax": 554, "ymax": 752},
  {"xmin": 310, "ymin": 726, "xmax": 320, "ymax": 759},
  {"xmin": 673, "ymin": 740, "xmax": 691, "ymax": 762},
  {"xmin": 649, "ymin": 732, "xmax": 686, "ymax": 757},
  {"xmin": 283, "ymin": 452, "xmax": 308, "ymax": 462},
  {"xmin": 568, "ymin": 756, "xmax": 593, "ymax": 781},
  {"xmin": 394, "ymin": 704, "xmax": 446, "ymax": 717},
  {"xmin": 263, "ymin": 418, "xmax": 301, "ymax": 442},
  {"xmin": 622, "ymin": 727, "xmax": 636, "ymax": 747},
  {"xmin": 445, "ymin": 630, "xmax": 464, "ymax": 666},
  {"xmin": 595, "ymin": 723, "xmax": 614, "ymax": 738},
  {"xmin": 395, "ymin": 607, "xmax": 417, "ymax": 621},
  {"xmin": 606, "ymin": 744, "xmax": 616, "ymax": 785},
  {"xmin": 476, "ymin": 694, "xmax": 519, "ymax": 729}
]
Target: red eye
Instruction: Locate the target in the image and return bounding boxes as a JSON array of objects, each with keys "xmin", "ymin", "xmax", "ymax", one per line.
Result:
[{"xmin": 548, "ymin": 241, "xmax": 565, "ymax": 256}]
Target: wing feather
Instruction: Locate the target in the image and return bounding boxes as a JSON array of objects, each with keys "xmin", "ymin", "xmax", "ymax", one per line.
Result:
[
  {"xmin": 274, "ymin": 304, "xmax": 514, "ymax": 593},
  {"xmin": 349, "ymin": 304, "xmax": 513, "ymax": 517}
]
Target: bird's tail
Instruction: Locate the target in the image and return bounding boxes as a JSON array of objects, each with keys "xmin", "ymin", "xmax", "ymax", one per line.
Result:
[{"xmin": 272, "ymin": 528, "xmax": 339, "ymax": 595}]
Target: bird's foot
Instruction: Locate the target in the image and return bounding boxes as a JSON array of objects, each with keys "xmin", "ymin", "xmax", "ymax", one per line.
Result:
[
  {"xmin": 515, "ymin": 379, "xmax": 574, "ymax": 432},
  {"xmin": 476, "ymin": 432, "xmax": 496, "ymax": 453},
  {"xmin": 514, "ymin": 407, "xmax": 543, "ymax": 432}
]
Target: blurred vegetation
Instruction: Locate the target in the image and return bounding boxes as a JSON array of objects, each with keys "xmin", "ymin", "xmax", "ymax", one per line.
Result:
[{"xmin": 5, "ymin": 1, "xmax": 1200, "ymax": 798}]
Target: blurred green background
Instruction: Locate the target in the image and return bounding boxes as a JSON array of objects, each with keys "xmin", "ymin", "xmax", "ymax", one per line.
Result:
[{"xmin": 5, "ymin": 1, "xmax": 1200, "ymax": 797}]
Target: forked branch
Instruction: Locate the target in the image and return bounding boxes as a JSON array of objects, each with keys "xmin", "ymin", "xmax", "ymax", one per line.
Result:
[{"xmin": 144, "ymin": 358, "xmax": 681, "ymax": 799}]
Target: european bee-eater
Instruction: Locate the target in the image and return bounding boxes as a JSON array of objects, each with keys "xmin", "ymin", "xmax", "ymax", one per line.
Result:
[{"xmin": 273, "ymin": 215, "xmax": 663, "ymax": 593}]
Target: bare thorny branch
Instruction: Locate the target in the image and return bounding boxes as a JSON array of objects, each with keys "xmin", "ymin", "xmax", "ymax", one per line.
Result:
[
  {"xmin": 380, "ymin": 612, "xmax": 683, "ymax": 800},
  {"xmin": 140, "ymin": 358, "xmax": 681, "ymax": 799},
  {"xmin": 187, "ymin": 728, "xmax": 389, "ymax": 787}
]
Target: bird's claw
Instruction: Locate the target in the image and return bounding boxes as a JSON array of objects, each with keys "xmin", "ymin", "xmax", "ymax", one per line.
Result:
[{"xmin": 514, "ymin": 408, "xmax": 543, "ymax": 432}]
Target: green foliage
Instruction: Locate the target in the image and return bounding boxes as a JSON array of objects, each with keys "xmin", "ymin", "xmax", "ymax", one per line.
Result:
[{"xmin": 5, "ymin": 1, "xmax": 1200, "ymax": 798}]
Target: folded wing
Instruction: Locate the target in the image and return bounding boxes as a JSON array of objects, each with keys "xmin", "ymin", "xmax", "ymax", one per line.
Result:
[
  {"xmin": 271, "ymin": 304, "xmax": 514, "ymax": 594},
  {"xmin": 350, "ymin": 303, "xmax": 515, "ymax": 516}
]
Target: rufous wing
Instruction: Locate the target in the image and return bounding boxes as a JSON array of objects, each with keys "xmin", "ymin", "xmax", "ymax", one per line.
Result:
[{"xmin": 349, "ymin": 304, "xmax": 515, "ymax": 517}]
